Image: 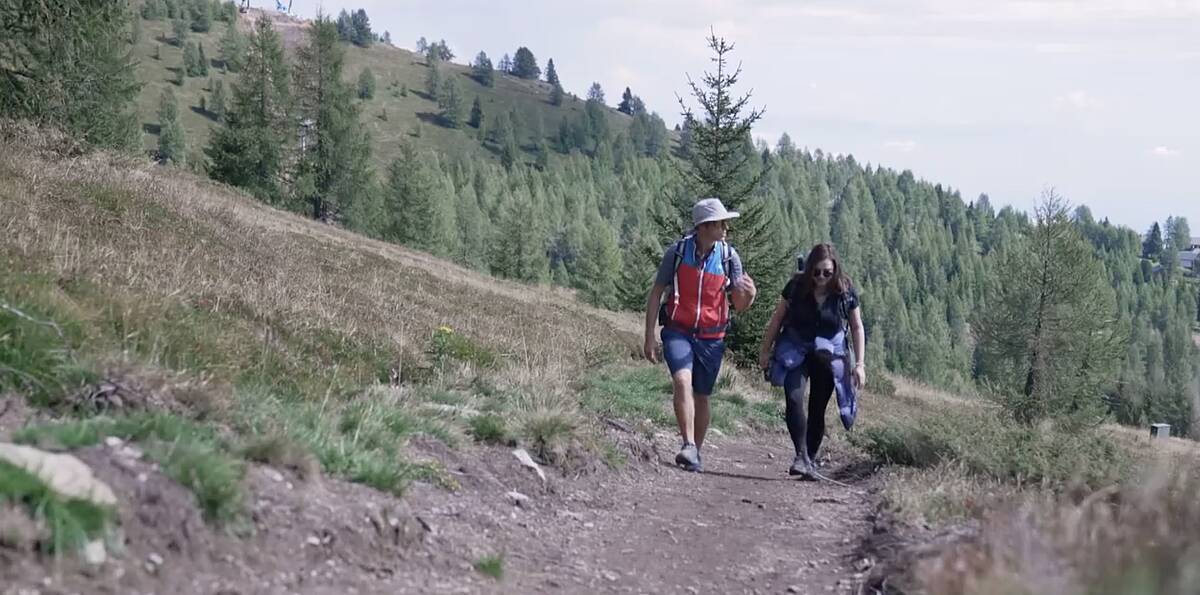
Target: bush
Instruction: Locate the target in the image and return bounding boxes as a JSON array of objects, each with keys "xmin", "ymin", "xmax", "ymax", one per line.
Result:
[
  {"xmin": 852, "ymin": 411, "xmax": 1130, "ymax": 489},
  {"xmin": 0, "ymin": 299, "xmax": 95, "ymax": 408},
  {"xmin": 469, "ymin": 414, "xmax": 509, "ymax": 444},
  {"xmin": 428, "ymin": 326, "xmax": 498, "ymax": 370}
]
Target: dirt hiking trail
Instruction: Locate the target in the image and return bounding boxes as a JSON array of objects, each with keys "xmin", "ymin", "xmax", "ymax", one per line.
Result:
[
  {"xmin": 494, "ymin": 437, "xmax": 876, "ymax": 594},
  {"xmin": 2, "ymin": 424, "xmax": 876, "ymax": 595}
]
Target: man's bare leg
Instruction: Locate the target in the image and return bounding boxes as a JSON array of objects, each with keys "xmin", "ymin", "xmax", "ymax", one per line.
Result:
[
  {"xmin": 694, "ymin": 394, "xmax": 710, "ymax": 449},
  {"xmin": 672, "ymin": 370, "xmax": 695, "ymax": 444}
]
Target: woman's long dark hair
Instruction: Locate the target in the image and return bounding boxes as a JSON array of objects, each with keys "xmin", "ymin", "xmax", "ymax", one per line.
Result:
[{"xmin": 794, "ymin": 243, "xmax": 852, "ymax": 299}]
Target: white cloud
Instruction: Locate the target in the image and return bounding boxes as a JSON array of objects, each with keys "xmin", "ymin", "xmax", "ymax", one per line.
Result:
[
  {"xmin": 1035, "ymin": 42, "xmax": 1085, "ymax": 54},
  {"xmin": 1152, "ymin": 146, "xmax": 1181, "ymax": 157},
  {"xmin": 1054, "ymin": 90, "xmax": 1103, "ymax": 111},
  {"xmin": 884, "ymin": 140, "xmax": 918, "ymax": 152}
]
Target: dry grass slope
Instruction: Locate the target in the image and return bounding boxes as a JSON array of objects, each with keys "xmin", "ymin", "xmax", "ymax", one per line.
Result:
[{"xmin": 0, "ymin": 121, "xmax": 644, "ymax": 509}]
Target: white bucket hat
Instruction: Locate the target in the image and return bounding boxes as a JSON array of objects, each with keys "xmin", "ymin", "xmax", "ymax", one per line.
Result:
[{"xmin": 692, "ymin": 197, "xmax": 740, "ymax": 228}]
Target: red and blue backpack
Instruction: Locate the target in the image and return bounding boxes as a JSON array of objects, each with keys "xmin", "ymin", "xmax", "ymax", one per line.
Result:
[{"xmin": 659, "ymin": 234, "xmax": 735, "ymax": 340}]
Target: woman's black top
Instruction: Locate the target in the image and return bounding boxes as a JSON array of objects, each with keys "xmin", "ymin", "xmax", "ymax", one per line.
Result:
[{"xmin": 780, "ymin": 276, "xmax": 860, "ymax": 341}]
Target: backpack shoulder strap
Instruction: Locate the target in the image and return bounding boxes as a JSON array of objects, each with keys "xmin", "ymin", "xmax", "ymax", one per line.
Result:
[
  {"xmin": 672, "ymin": 234, "xmax": 693, "ymax": 275},
  {"xmin": 721, "ymin": 242, "xmax": 734, "ymax": 290}
]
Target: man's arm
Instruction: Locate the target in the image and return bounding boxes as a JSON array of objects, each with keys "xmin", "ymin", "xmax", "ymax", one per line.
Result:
[
  {"xmin": 728, "ymin": 248, "xmax": 757, "ymax": 311},
  {"xmin": 643, "ymin": 283, "xmax": 666, "ymax": 363}
]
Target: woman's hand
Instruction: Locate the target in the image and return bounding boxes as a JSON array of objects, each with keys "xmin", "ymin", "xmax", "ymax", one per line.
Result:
[
  {"xmin": 852, "ymin": 363, "xmax": 866, "ymax": 389},
  {"xmin": 758, "ymin": 349, "xmax": 771, "ymax": 371}
]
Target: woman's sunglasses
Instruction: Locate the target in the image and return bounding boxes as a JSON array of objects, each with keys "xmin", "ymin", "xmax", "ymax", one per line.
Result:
[{"xmin": 813, "ymin": 268, "xmax": 835, "ymax": 279}]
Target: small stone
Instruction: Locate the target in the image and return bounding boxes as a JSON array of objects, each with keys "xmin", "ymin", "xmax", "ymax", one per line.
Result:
[
  {"xmin": 144, "ymin": 562, "xmax": 158, "ymax": 574},
  {"xmin": 136, "ymin": 472, "xmax": 149, "ymax": 483},
  {"xmin": 757, "ymin": 503, "xmax": 766, "ymax": 510},
  {"xmin": 83, "ymin": 540, "xmax": 106, "ymax": 565},
  {"xmin": 583, "ymin": 522, "xmax": 594, "ymax": 529},
  {"xmin": 119, "ymin": 446, "xmax": 144, "ymax": 459},
  {"xmin": 506, "ymin": 491, "xmax": 531, "ymax": 507},
  {"xmin": 104, "ymin": 436, "xmax": 124, "ymax": 448},
  {"xmin": 512, "ymin": 449, "xmax": 547, "ymax": 483},
  {"xmin": 788, "ymin": 587, "xmax": 801, "ymax": 594},
  {"xmin": 767, "ymin": 452, "xmax": 775, "ymax": 459},
  {"xmin": 147, "ymin": 553, "xmax": 164, "ymax": 566},
  {"xmin": 741, "ymin": 498, "xmax": 753, "ymax": 504},
  {"xmin": 687, "ymin": 587, "xmax": 699, "ymax": 594},
  {"xmin": 808, "ymin": 560, "xmax": 819, "ymax": 568},
  {"xmin": 305, "ymin": 536, "xmax": 321, "ymax": 547},
  {"xmin": 387, "ymin": 516, "xmax": 400, "ymax": 528},
  {"xmin": 265, "ymin": 469, "xmax": 285, "ymax": 483},
  {"xmin": 602, "ymin": 570, "xmax": 618, "ymax": 582}
]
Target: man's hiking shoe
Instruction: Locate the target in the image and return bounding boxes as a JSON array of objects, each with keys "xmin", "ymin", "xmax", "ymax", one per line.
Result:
[
  {"xmin": 675, "ymin": 442, "xmax": 701, "ymax": 472},
  {"xmin": 788, "ymin": 454, "xmax": 815, "ymax": 479}
]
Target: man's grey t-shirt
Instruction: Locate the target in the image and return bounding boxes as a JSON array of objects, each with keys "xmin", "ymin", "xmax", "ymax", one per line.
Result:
[{"xmin": 654, "ymin": 239, "xmax": 744, "ymax": 287}]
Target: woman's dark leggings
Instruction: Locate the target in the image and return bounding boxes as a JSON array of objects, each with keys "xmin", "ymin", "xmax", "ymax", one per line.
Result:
[{"xmin": 783, "ymin": 361, "xmax": 835, "ymax": 460}]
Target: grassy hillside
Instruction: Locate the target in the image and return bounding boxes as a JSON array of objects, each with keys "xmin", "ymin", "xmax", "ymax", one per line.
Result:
[
  {"xmin": 0, "ymin": 120, "xmax": 650, "ymax": 507},
  {"xmin": 132, "ymin": 8, "xmax": 640, "ymax": 169}
]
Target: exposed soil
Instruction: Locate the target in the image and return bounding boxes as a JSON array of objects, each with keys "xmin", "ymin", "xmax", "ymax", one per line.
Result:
[{"xmin": 1, "ymin": 427, "xmax": 878, "ymax": 595}]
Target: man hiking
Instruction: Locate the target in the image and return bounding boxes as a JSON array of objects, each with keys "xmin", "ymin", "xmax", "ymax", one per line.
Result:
[{"xmin": 643, "ymin": 198, "xmax": 757, "ymax": 472}]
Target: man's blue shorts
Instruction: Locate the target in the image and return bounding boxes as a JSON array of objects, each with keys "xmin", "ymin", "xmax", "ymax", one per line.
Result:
[{"xmin": 661, "ymin": 328, "xmax": 727, "ymax": 396}]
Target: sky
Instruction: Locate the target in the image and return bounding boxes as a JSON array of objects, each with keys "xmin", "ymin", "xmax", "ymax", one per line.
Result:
[{"xmin": 286, "ymin": 0, "xmax": 1198, "ymax": 234}]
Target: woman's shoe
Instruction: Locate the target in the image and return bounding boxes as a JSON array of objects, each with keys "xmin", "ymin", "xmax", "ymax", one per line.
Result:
[{"xmin": 788, "ymin": 453, "xmax": 815, "ymax": 479}]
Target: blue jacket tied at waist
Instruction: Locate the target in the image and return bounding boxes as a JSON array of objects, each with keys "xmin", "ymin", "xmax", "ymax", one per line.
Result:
[{"xmin": 769, "ymin": 329, "xmax": 858, "ymax": 430}]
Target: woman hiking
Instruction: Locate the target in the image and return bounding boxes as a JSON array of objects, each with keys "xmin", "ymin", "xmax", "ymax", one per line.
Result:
[{"xmin": 758, "ymin": 243, "xmax": 866, "ymax": 479}]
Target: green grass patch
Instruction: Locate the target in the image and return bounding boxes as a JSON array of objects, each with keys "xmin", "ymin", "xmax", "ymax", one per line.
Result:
[
  {"xmin": 851, "ymin": 412, "xmax": 1131, "ymax": 489},
  {"xmin": 580, "ymin": 367, "xmax": 674, "ymax": 427},
  {"xmin": 14, "ymin": 413, "xmax": 244, "ymax": 523},
  {"xmin": 0, "ymin": 284, "xmax": 97, "ymax": 408},
  {"xmin": 429, "ymin": 326, "xmax": 498, "ymax": 370},
  {"xmin": 581, "ymin": 366, "xmax": 784, "ymax": 434},
  {"xmin": 231, "ymin": 385, "xmax": 461, "ymax": 495},
  {"xmin": 0, "ymin": 460, "xmax": 113, "ymax": 554},
  {"xmin": 468, "ymin": 414, "xmax": 510, "ymax": 444},
  {"xmin": 474, "ymin": 553, "xmax": 505, "ymax": 579}
]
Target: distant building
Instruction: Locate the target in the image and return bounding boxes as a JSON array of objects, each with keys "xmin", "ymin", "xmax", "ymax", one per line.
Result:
[{"xmin": 1180, "ymin": 247, "xmax": 1200, "ymax": 273}]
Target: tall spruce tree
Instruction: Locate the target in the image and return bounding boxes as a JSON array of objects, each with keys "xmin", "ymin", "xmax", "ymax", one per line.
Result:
[
  {"xmin": 291, "ymin": 16, "xmax": 373, "ymax": 222},
  {"xmin": 617, "ymin": 87, "xmax": 635, "ymax": 114},
  {"xmin": 157, "ymin": 88, "xmax": 186, "ymax": 164},
  {"xmin": 1143, "ymin": 222, "xmax": 1164, "ymax": 260},
  {"xmin": 975, "ymin": 192, "xmax": 1124, "ymax": 426},
  {"xmin": 219, "ymin": 21, "xmax": 246, "ymax": 72},
  {"xmin": 438, "ymin": 78, "xmax": 465, "ymax": 128},
  {"xmin": 205, "ymin": 15, "xmax": 291, "ymax": 203},
  {"xmin": 545, "ymin": 58, "xmax": 559, "ymax": 86},
  {"xmin": 383, "ymin": 143, "xmax": 453, "ymax": 255},
  {"xmin": 357, "ymin": 67, "xmax": 376, "ymax": 99},
  {"xmin": 665, "ymin": 32, "xmax": 780, "ymax": 362},
  {"xmin": 471, "ymin": 51, "xmax": 494, "ymax": 87},
  {"xmin": 587, "ymin": 82, "xmax": 605, "ymax": 105},
  {"xmin": 468, "ymin": 96, "xmax": 484, "ymax": 129},
  {"xmin": 425, "ymin": 54, "xmax": 442, "ymax": 100},
  {"xmin": 0, "ymin": 0, "xmax": 141, "ymax": 149},
  {"xmin": 349, "ymin": 9, "xmax": 373, "ymax": 47},
  {"xmin": 210, "ymin": 79, "xmax": 225, "ymax": 121},
  {"xmin": 511, "ymin": 47, "xmax": 540, "ymax": 79}
]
